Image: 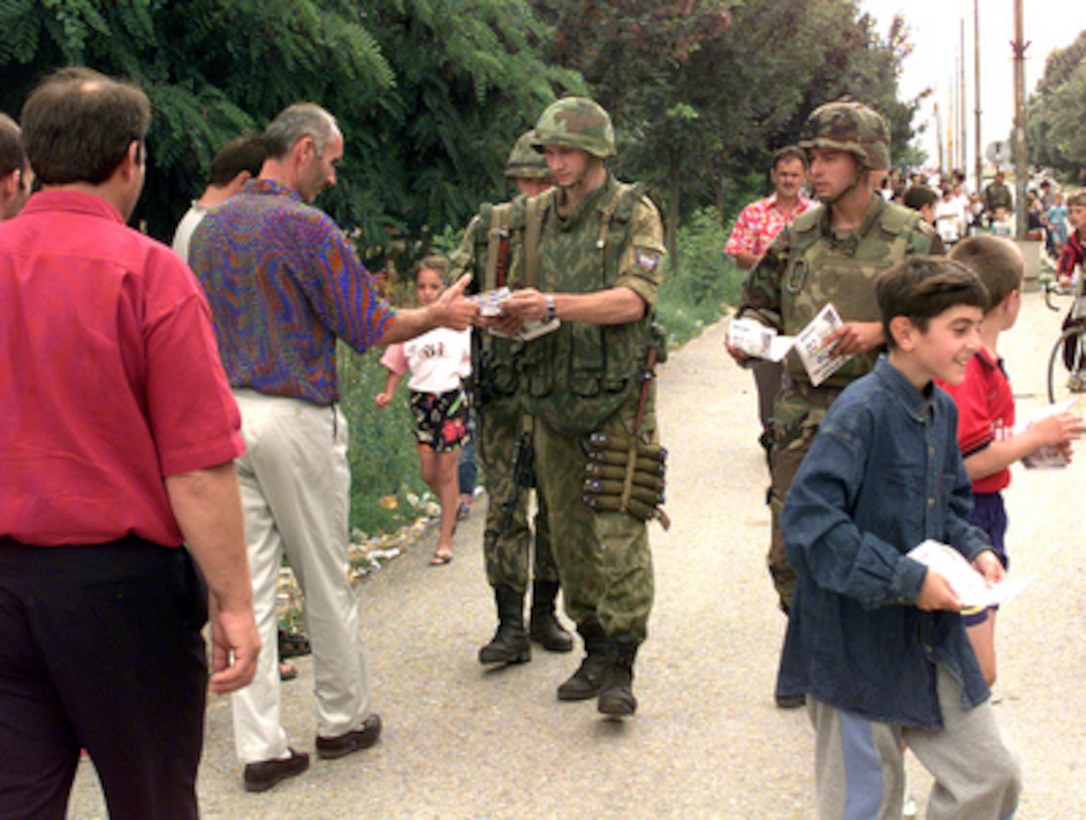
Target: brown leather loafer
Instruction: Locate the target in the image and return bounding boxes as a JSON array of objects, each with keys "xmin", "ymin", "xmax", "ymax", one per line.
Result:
[
  {"xmin": 243, "ymin": 748, "xmax": 309, "ymax": 792},
  {"xmin": 315, "ymin": 714, "xmax": 382, "ymax": 760}
]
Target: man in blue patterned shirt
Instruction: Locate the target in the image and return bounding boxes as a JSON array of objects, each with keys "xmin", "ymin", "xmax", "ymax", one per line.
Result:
[{"xmin": 190, "ymin": 102, "xmax": 477, "ymax": 793}]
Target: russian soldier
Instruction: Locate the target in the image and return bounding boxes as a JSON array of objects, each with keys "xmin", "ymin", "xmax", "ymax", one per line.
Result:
[
  {"xmin": 725, "ymin": 99, "xmax": 943, "ymax": 707},
  {"xmin": 448, "ymin": 131, "xmax": 573, "ymax": 667},
  {"xmin": 495, "ymin": 98, "xmax": 668, "ymax": 717}
]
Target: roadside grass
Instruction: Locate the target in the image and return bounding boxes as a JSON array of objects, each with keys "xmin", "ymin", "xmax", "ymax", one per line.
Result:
[
  {"xmin": 337, "ymin": 344, "xmax": 432, "ymax": 539},
  {"xmin": 656, "ymin": 207, "xmax": 743, "ymax": 348}
]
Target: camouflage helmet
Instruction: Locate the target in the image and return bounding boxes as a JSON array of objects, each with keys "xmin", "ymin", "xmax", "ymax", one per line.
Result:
[
  {"xmin": 798, "ymin": 100, "xmax": 891, "ymax": 171},
  {"xmin": 504, "ymin": 130, "xmax": 551, "ymax": 179},
  {"xmin": 531, "ymin": 97, "xmax": 616, "ymax": 159}
]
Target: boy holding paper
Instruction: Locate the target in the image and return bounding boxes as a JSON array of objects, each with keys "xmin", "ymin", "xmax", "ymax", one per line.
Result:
[
  {"xmin": 936, "ymin": 236, "xmax": 1081, "ymax": 684},
  {"xmin": 778, "ymin": 257, "xmax": 1021, "ymax": 818}
]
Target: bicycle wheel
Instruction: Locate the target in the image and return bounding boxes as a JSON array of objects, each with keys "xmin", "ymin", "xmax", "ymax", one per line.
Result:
[{"xmin": 1047, "ymin": 327, "xmax": 1086, "ymax": 403}]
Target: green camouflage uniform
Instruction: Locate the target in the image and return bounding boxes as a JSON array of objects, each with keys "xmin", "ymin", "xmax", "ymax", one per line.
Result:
[
  {"xmin": 983, "ymin": 180, "xmax": 1013, "ymax": 215},
  {"xmin": 448, "ymin": 209, "xmax": 559, "ymax": 594},
  {"xmin": 740, "ymin": 195, "xmax": 942, "ymax": 611},
  {"xmin": 510, "ymin": 174, "xmax": 666, "ymax": 640}
]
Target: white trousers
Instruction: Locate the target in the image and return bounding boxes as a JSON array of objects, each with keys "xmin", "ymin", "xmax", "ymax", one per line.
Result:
[{"xmin": 230, "ymin": 390, "xmax": 372, "ymax": 764}]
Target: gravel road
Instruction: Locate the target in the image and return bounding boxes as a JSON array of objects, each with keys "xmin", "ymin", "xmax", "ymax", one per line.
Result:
[{"xmin": 68, "ymin": 287, "xmax": 1086, "ymax": 818}]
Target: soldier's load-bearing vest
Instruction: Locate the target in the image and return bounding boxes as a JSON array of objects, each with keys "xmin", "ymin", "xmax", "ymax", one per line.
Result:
[
  {"xmin": 470, "ymin": 198, "xmax": 526, "ymax": 406},
  {"xmin": 780, "ymin": 200, "xmax": 932, "ymax": 387},
  {"xmin": 518, "ymin": 181, "xmax": 656, "ymax": 435},
  {"xmin": 582, "ymin": 432, "xmax": 670, "ymax": 529}
]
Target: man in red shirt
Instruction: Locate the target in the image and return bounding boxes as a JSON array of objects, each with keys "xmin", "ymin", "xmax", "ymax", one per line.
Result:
[
  {"xmin": 725, "ymin": 147, "xmax": 812, "ymax": 450},
  {"xmin": 0, "ymin": 67, "xmax": 259, "ymax": 818}
]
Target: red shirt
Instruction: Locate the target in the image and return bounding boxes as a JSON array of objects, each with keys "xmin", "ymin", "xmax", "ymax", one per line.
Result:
[
  {"xmin": 937, "ymin": 348, "xmax": 1014, "ymax": 495},
  {"xmin": 0, "ymin": 191, "xmax": 244, "ymax": 546},
  {"xmin": 1057, "ymin": 229, "xmax": 1084, "ymax": 277},
  {"xmin": 725, "ymin": 193, "xmax": 813, "ymax": 259}
]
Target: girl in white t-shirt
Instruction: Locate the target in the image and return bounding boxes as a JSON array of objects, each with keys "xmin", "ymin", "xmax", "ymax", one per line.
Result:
[{"xmin": 376, "ymin": 256, "xmax": 472, "ymax": 565}]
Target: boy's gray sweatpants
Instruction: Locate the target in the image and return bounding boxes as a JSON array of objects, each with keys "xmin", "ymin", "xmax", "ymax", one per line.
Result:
[{"xmin": 808, "ymin": 664, "xmax": 1021, "ymax": 819}]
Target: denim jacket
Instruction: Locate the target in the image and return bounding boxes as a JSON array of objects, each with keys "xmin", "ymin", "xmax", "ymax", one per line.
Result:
[{"xmin": 777, "ymin": 357, "xmax": 992, "ymax": 728}]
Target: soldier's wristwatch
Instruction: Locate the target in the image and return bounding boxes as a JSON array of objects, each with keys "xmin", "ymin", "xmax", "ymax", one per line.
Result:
[{"xmin": 544, "ymin": 294, "xmax": 556, "ymax": 322}]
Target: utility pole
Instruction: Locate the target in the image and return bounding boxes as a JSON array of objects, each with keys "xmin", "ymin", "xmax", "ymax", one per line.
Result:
[
  {"xmin": 1012, "ymin": 0, "xmax": 1029, "ymax": 241},
  {"xmin": 974, "ymin": 0, "xmax": 982, "ymax": 195},
  {"xmin": 959, "ymin": 17, "xmax": 967, "ymax": 174},
  {"xmin": 950, "ymin": 52, "xmax": 958, "ymax": 174},
  {"xmin": 934, "ymin": 101, "xmax": 944, "ymax": 175}
]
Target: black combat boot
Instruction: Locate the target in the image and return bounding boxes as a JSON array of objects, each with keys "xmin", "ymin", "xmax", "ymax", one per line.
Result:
[
  {"xmin": 597, "ymin": 633, "xmax": 639, "ymax": 717},
  {"xmin": 478, "ymin": 585, "xmax": 531, "ymax": 665},
  {"xmin": 528, "ymin": 580, "xmax": 573, "ymax": 653},
  {"xmin": 556, "ymin": 618, "xmax": 611, "ymax": 700}
]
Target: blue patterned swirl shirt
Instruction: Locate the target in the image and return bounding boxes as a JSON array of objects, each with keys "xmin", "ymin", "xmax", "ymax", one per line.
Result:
[{"xmin": 189, "ymin": 179, "xmax": 394, "ymax": 405}]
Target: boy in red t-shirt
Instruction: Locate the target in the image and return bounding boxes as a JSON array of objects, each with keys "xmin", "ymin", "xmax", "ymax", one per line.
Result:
[
  {"xmin": 1056, "ymin": 191, "xmax": 1086, "ymax": 289},
  {"xmin": 939, "ymin": 235, "xmax": 1081, "ymax": 684}
]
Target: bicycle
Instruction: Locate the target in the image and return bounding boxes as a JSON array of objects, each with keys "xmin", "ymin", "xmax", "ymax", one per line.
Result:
[{"xmin": 1044, "ymin": 274, "xmax": 1086, "ymax": 403}]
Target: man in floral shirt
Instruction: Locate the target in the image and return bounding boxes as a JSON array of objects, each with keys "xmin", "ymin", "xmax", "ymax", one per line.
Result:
[{"xmin": 725, "ymin": 146, "xmax": 812, "ymax": 450}]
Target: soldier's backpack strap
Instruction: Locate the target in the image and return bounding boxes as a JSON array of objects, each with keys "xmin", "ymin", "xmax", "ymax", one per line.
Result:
[
  {"xmin": 595, "ymin": 181, "xmax": 645, "ymax": 252},
  {"xmin": 483, "ymin": 202, "xmax": 514, "ymax": 291},
  {"xmin": 900, "ymin": 208, "xmax": 938, "ymax": 256},
  {"xmin": 524, "ymin": 192, "xmax": 551, "ymax": 288},
  {"xmin": 872, "ymin": 201, "xmax": 937, "ymax": 256}
]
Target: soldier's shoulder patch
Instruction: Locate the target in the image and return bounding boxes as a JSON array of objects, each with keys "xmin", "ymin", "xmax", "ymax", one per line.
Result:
[
  {"xmin": 915, "ymin": 218, "xmax": 938, "ymax": 237},
  {"xmin": 791, "ymin": 207, "xmax": 822, "ymax": 234},
  {"xmin": 635, "ymin": 248, "xmax": 661, "ymax": 272}
]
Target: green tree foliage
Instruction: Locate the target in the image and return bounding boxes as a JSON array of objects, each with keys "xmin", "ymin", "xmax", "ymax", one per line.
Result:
[
  {"xmin": 1027, "ymin": 31, "xmax": 1086, "ymax": 180},
  {"xmin": 0, "ymin": 0, "xmax": 576, "ymax": 247},
  {"xmin": 533, "ymin": 0, "xmax": 921, "ymax": 257},
  {"xmin": 0, "ymin": 0, "xmax": 394, "ymax": 237},
  {"xmin": 345, "ymin": 0, "xmax": 581, "ymax": 262},
  {"xmin": 656, "ymin": 207, "xmax": 742, "ymax": 345},
  {"xmin": 532, "ymin": 0, "xmax": 733, "ymax": 256}
]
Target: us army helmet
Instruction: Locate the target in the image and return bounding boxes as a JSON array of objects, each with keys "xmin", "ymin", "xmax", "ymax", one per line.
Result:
[
  {"xmin": 798, "ymin": 100, "xmax": 890, "ymax": 171},
  {"xmin": 504, "ymin": 130, "xmax": 551, "ymax": 179},
  {"xmin": 532, "ymin": 97, "xmax": 616, "ymax": 160}
]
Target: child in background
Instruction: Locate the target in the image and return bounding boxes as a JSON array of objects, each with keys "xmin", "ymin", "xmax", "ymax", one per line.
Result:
[
  {"xmin": 937, "ymin": 236, "xmax": 1081, "ymax": 684},
  {"xmin": 902, "ymin": 185, "xmax": 938, "ymax": 227},
  {"xmin": 457, "ymin": 440, "xmax": 478, "ymax": 519},
  {"xmin": 778, "ymin": 257, "xmax": 1021, "ymax": 818},
  {"xmin": 1056, "ymin": 191, "xmax": 1086, "ymax": 290},
  {"xmin": 990, "ymin": 206, "xmax": 1014, "ymax": 237},
  {"xmin": 1046, "ymin": 192, "xmax": 1069, "ymax": 257},
  {"xmin": 376, "ymin": 256, "xmax": 472, "ymax": 565},
  {"xmin": 934, "ymin": 186, "xmax": 966, "ymax": 247}
]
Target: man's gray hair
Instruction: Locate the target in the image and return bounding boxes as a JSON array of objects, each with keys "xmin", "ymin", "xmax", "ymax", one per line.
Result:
[{"xmin": 264, "ymin": 102, "xmax": 339, "ymax": 159}]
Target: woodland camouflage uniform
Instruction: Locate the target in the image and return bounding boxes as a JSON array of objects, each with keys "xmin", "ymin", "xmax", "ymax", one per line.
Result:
[
  {"xmin": 737, "ymin": 100, "xmax": 943, "ymax": 616},
  {"xmin": 509, "ymin": 97, "xmax": 667, "ymax": 716}
]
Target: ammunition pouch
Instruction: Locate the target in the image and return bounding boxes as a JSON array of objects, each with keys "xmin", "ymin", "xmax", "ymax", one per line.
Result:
[{"xmin": 582, "ymin": 432, "xmax": 670, "ymax": 529}]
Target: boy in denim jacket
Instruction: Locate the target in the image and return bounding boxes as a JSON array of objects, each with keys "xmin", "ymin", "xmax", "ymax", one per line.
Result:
[{"xmin": 778, "ymin": 257, "xmax": 1021, "ymax": 818}]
